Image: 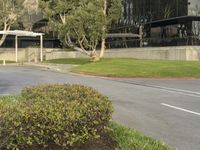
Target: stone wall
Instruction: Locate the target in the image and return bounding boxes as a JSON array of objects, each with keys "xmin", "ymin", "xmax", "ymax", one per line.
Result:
[{"xmin": 0, "ymin": 46, "xmax": 200, "ymax": 62}]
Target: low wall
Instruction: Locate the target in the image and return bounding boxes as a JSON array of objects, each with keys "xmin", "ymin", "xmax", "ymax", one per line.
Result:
[
  {"xmin": 0, "ymin": 46, "xmax": 200, "ymax": 62},
  {"xmin": 45, "ymin": 46, "xmax": 200, "ymax": 61},
  {"xmin": 0, "ymin": 48, "xmax": 60, "ymax": 62}
]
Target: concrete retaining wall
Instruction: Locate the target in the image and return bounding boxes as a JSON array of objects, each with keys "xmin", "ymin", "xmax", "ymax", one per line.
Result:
[
  {"xmin": 45, "ymin": 46, "xmax": 200, "ymax": 61},
  {"xmin": 0, "ymin": 48, "xmax": 59, "ymax": 62},
  {"xmin": 1, "ymin": 46, "xmax": 200, "ymax": 62}
]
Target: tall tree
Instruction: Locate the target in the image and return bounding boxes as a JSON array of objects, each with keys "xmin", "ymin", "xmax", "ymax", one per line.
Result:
[
  {"xmin": 40, "ymin": 0, "xmax": 122, "ymax": 60},
  {"xmin": 100, "ymin": 0, "xmax": 122, "ymax": 58},
  {"xmin": 22, "ymin": 0, "xmax": 40, "ymax": 30},
  {"xmin": 0, "ymin": 0, "xmax": 25, "ymax": 46},
  {"xmin": 23, "ymin": 0, "xmax": 39, "ymax": 15}
]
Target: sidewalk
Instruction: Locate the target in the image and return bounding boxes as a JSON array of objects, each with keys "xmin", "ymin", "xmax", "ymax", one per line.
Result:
[
  {"xmin": 0, "ymin": 62, "xmax": 77, "ymax": 73},
  {"xmin": 24, "ymin": 63, "xmax": 77, "ymax": 73}
]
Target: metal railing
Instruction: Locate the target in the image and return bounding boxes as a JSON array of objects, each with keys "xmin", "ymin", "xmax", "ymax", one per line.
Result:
[{"xmin": 105, "ymin": 36, "xmax": 200, "ymax": 48}]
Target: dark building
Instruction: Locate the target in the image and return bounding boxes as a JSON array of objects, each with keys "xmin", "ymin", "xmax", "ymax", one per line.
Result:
[
  {"xmin": 2, "ymin": 0, "xmax": 200, "ymax": 48},
  {"xmin": 108, "ymin": 0, "xmax": 200, "ymax": 48},
  {"xmin": 120, "ymin": 0, "xmax": 188, "ymax": 22}
]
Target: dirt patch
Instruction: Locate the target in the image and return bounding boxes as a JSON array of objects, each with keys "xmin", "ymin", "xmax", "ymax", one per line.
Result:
[
  {"xmin": 27, "ymin": 132, "xmax": 116, "ymax": 150},
  {"xmin": 72, "ymin": 133, "xmax": 116, "ymax": 150}
]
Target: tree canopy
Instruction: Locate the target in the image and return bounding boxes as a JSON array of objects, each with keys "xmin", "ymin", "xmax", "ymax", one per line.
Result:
[
  {"xmin": 22, "ymin": 0, "xmax": 40, "ymax": 30},
  {"xmin": 0, "ymin": 0, "xmax": 39, "ymax": 45},
  {"xmin": 0, "ymin": 0, "xmax": 21, "ymax": 45},
  {"xmin": 40, "ymin": 0, "xmax": 122, "ymax": 60}
]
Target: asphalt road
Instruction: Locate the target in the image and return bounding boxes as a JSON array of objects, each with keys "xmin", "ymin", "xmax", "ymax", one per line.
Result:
[{"xmin": 0, "ymin": 66, "xmax": 200, "ymax": 150}]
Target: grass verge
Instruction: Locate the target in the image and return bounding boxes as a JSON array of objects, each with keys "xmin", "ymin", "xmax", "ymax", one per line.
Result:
[
  {"xmin": 70, "ymin": 58, "xmax": 200, "ymax": 78},
  {"xmin": 0, "ymin": 95, "xmax": 172, "ymax": 150},
  {"xmin": 110, "ymin": 121, "xmax": 172, "ymax": 150},
  {"xmin": 0, "ymin": 95, "xmax": 24, "ymax": 104}
]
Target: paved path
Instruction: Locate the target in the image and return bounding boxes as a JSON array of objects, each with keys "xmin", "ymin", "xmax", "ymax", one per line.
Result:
[{"xmin": 0, "ymin": 66, "xmax": 200, "ymax": 150}]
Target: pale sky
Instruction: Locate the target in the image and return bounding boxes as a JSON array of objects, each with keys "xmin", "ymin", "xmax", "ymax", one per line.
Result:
[
  {"xmin": 189, "ymin": 0, "xmax": 200, "ymax": 8},
  {"xmin": 188, "ymin": 0, "xmax": 200, "ymax": 15}
]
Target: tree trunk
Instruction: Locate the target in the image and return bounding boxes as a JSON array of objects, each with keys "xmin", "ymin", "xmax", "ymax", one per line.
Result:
[
  {"xmin": 65, "ymin": 34, "xmax": 91, "ymax": 56},
  {"xmin": 100, "ymin": 27, "xmax": 106, "ymax": 58},
  {"xmin": 0, "ymin": 24, "xmax": 10, "ymax": 46},
  {"xmin": 100, "ymin": 0, "xmax": 107, "ymax": 59},
  {"xmin": 65, "ymin": 33, "xmax": 100, "ymax": 61},
  {"xmin": 90, "ymin": 50, "xmax": 100, "ymax": 62},
  {"xmin": 0, "ymin": 34, "xmax": 7, "ymax": 46}
]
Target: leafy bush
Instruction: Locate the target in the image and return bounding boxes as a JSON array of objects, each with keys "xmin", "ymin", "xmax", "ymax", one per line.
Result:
[{"xmin": 0, "ymin": 84, "xmax": 113, "ymax": 149}]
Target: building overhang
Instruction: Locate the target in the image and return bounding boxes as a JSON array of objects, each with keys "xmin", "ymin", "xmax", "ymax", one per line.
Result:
[
  {"xmin": 0, "ymin": 30, "xmax": 44, "ymax": 37},
  {"xmin": 146, "ymin": 16, "xmax": 200, "ymax": 28},
  {"xmin": 106, "ymin": 33, "xmax": 141, "ymax": 38}
]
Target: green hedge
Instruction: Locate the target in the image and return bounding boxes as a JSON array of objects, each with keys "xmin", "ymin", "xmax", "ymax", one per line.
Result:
[{"xmin": 0, "ymin": 84, "xmax": 113, "ymax": 149}]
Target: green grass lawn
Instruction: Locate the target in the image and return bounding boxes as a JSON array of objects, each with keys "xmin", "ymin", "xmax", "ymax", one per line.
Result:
[
  {"xmin": 110, "ymin": 122, "xmax": 172, "ymax": 150},
  {"xmin": 70, "ymin": 58, "xmax": 200, "ymax": 78},
  {"xmin": 44, "ymin": 58, "xmax": 91, "ymax": 65}
]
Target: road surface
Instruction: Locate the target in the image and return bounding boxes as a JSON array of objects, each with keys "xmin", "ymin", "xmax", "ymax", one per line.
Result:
[{"xmin": 0, "ymin": 66, "xmax": 200, "ymax": 150}]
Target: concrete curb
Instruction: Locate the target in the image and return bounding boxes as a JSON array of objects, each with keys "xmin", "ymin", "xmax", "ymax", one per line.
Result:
[
  {"xmin": 0, "ymin": 63, "xmax": 20, "ymax": 66},
  {"xmin": 23, "ymin": 63, "xmax": 77, "ymax": 73}
]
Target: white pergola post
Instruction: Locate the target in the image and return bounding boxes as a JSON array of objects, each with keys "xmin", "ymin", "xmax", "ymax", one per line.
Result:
[
  {"xmin": 0, "ymin": 30, "xmax": 44, "ymax": 63},
  {"xmin": 40, "ymin": 35, "xmax": 43, "ymax": 62},
  {"xmin": 15, "ymin": 35, "xmax": 18, "ymax": 62}
]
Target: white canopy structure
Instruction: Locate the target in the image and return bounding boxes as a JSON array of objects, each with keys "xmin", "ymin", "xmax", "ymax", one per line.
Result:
[{"xmin": 0, "ymin": 30, "xmax": 44, "ymax": 62}]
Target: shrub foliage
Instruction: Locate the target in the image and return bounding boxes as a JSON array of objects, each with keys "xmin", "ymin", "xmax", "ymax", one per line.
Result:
[{"xmin": 0, "ymin": 84, "xmax": 113, "ymax": 149}]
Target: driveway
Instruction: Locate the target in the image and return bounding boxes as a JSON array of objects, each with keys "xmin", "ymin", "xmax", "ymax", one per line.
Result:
[{"xmin": 0, "ymin": 66, "xmax": 200, "ymax": 150}]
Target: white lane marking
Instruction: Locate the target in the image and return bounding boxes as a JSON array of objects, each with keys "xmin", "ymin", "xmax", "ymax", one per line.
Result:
[
  {"xmin": 155, "ymin": 87, "xmax": 200, "ymax": 98},
  {"xmin": 135, "ymin": 84, "xmax": 200, "ymax": 98},
  {"xmin": 161, "ymin": 103, "xmax": 200, "ymax": 116},
  {"xmin": 153, "ymin": 85, "xmax": 200, "ymax": 96},
  {"xmin": 110, "ymin": 79, "xmax": 200, "ymax": 98},
  {"xmin": 142, "ymin": 85, "xmax": 200, "ymax": 98}
]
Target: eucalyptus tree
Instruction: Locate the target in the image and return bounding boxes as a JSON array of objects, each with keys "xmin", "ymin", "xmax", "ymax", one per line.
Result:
[
  {"xmin": 22, "ymin": 0, "xmax": 40, "ymax": 30},
  {"xmin": 0, "ymin": 0, "xmax": 33, "ymax": 46},
  {"xmin": 100, "ymin": 0, "xmax": 122, "ymax": 58},
  {"xmin": 40, "ymin": 0, "xmax": 122, "ymax": 60},
  {"xmin": 23, "ymin": 0, "xmax": 39, "ymax": 14}
]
